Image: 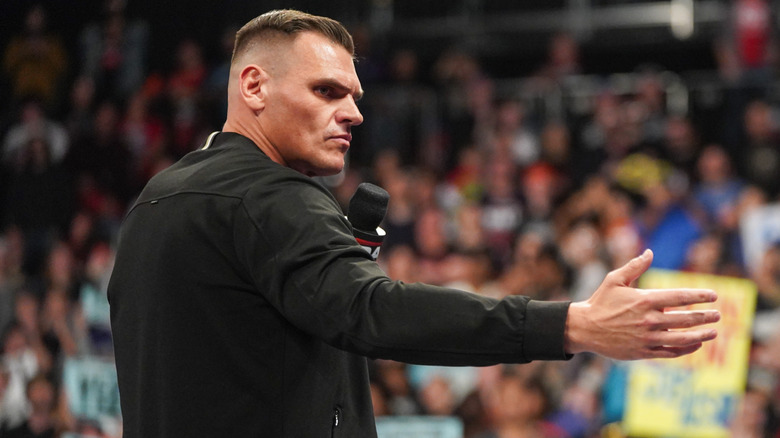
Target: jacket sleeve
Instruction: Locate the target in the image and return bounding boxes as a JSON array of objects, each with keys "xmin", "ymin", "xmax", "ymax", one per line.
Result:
[{"xmin": 233, "ymin": 174, "xmax": 571, "ymax": 366}]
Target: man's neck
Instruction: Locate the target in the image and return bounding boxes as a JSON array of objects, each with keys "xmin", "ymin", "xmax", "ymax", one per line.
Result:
[{"xmin": 222, "ymin": 119, "xmax": 286, "ymax": 167}]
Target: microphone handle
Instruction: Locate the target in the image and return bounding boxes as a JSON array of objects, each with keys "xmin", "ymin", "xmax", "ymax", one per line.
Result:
[{"xmin": 353, "ymin": 226, "xmax": 386, "ymax": 261}]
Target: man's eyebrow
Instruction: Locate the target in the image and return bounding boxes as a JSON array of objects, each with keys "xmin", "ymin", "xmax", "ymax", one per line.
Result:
[{"xmin": 319, "ymin": 78, "xmax": 364, "ymax": 101}]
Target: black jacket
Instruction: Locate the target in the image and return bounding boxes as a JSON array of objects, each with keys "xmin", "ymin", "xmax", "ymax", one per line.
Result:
[{"xmin": 108, "ymin": 132, "xmax": 570, "ymax": 437}]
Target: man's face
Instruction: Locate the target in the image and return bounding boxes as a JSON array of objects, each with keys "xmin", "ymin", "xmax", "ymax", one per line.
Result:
[{"xmin": 259, "ymin": 32, "xmax": 364, "ymax": 176}]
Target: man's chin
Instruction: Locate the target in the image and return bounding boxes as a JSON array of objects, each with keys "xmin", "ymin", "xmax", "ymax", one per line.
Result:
[
  {"xmin": 302, "ymin": 162, "xmax": 345, "ymax": 178},
  {"xmin": 313, "ymin": 166, "xmax": 345, "ymax": 178}
]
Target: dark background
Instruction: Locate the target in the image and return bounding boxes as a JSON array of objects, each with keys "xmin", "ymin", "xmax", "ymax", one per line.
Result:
[{"xmin": 0, "ymin": 0, "xmax": 721, "ymax": 87}]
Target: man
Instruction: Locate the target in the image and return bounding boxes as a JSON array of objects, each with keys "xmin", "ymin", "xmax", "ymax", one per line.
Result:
[
  {"xmin": 108, "ymin": 9, "xmax": 720, "ymax": 437},
  {"xmin": 2, "ymin": 374, "xmax": 57, "ymax": 438}
]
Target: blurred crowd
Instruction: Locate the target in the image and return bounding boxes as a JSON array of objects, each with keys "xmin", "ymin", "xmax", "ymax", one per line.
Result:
[{"xmin": 2, "ymin": 1, "xmax": 780, "ymax": 437}]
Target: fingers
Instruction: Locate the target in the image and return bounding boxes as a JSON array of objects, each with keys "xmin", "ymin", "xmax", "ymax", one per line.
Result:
[
  {"xmin": 640, "ymin": 288, "xmax": 718, "ymax": 310},
  {"xmin": 648, "ymin": 343, "xmax": 704, "ymax": 359},
  {"xmin": 657, "ymin": 309, "xmax": 721, "ymax": 330},
  {"xmin": 629, "ymin": 309, "xmax": 720, "ymax": 360},
  {"xmin": 648, "ymin": 327, "xmax": 718, "ymax": 349},
  {"xmin": 611, "ymin": 249, "xmax": 653, "ymax": 286}
]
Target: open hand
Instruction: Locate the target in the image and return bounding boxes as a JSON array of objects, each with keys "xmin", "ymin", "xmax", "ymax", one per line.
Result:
[{"xmin": 564, "ymin": 249, "xmax": 721, "ymax": 360}]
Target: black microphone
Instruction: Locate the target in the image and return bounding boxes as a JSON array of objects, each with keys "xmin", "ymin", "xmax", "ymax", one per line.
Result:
[{"xmin": 347, "ymin": 183, "xmax": 389, "ymax": 261}]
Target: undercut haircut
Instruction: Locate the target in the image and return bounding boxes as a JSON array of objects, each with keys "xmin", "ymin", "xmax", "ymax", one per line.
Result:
[{"xmin": 232, "ymin": 9, "xmax": 355, "ymax": 65}]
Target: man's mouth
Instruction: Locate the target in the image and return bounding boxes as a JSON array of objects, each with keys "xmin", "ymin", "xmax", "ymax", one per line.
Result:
[{"xmin": 330, "ymin": 134, "xmax": 352, "ymax": 149}]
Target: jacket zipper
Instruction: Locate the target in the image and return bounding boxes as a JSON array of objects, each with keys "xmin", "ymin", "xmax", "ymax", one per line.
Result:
[{"xmin": 332, "ymin": 406, "xmax": 342, "ymax": 434}]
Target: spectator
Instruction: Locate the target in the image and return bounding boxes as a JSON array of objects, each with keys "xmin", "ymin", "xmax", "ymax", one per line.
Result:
[
  {"xmin": 446, "ymin": 147, "xmax": 484, "ymax": 203},
  {"xmin": 480, "ymin": 158, "xmax": 522, "ymax": 266},
  {"xmin": 739, "ymin": 99, "xmax": 780, "ymax": 197},
  {"xmin": 3, "ymin": 100, "xmax": 69, "ymax": 168},
  {"xmin": 64, "ymin": 100, "xmax": 132, "ymax": 216},
  {"xmin": 0, "ymin": 229, "xmax": 26, "ymax": 292},
  {"xmin": 636, "ymin": 177, "xmax": 703, "ymax": 270},
  {"xmin": 369, "ymin": 380, "xmax": 390, "ymax": 418},
  {"xmin": 2, "ymin": 373, "xmax": 58, "ymax": 438},
  {"xmin": 419, "ymin": 375, "xmax": 458, "ymax": 416},
  {"xmin": 376, "ymin": 156, "xmax": 417, "ymax": 251},
  {"xmin": 548, "ymin": 357, "xmax": 607, "ymax": 437},
  {"xmin": 442, "ymin": 249, "xmax": 495, "ymax": 296},
  {"xmin": 204, "ymin": 25, "xmax": 239, "ymax": 128},
  {"xmin": 729, "ymin": 387, "xmax": 770, "ymax": 438},
  {"xmin": 633, "ymin": 66, "xmax": 668, "ymax": 147},
  {"xmin": 0, "ymin": 242, "xmax": 15, "ymax": 334},
  {"xmin": 752, "ymin": 243, "xmax": 780, "ymax": 310},
  {"xmin": 531, "ymin": 244, "xmax": 571, "ymax": 301},
  {"xmin": 560, "ymin": 219, "xmax": 609, "ymax": 302},
  {"xmin": 519, "ymin": 162, "xmax": 564, "ymax": 235},
  {"xmin": 432, "ymin": 50, "xmax": 487, "ymax": 171},
  {"xmin": 601, "ymin": 185, "xmax": 643, "ymax": 268},
  {"xmin": 477, "ymin": 371, "xmax": 566, "ymax": 438},
  {"xmin": 614, "ymin": 153, "xmax": 703, "ymax": 270},
  {"xmin": 715, "ymin": 0, "xmax": 776, "ymax": 150},
  {"xmin": 12, "ymin": 293, "xmax": 52, "ymax": 373},
  {"xmin": 372, "ymin": 360, "xmax": 422, "ymax": 416},
  {"xmin": 575, "ymin": 91, "xmax": 619, "ymax": 178},
  {"xmin": 0, "ymin": 363, "xmax": 9, "ymax": 432},
  {"xmin": 683, "ymin": 233, "xmax": 727, "ymax": 275},
  {"xmin": 533, "ymin": 32, "xmax": 582, "ymax": 87},
  {"xmin": 167, "ymin": 39, "xmax": 209, "ymax": 156},
  {"xmin": 2, "ymin": 4, "xmax": 68, "ymax": 109},
  {"xmin": 120, "ymin": 91, "xmax": 168, "ymax": 190},
  {"xmin": 360, "ymin": 48, "xmax": 438, "ymax": 166},
  {"xmin": 40, "ymin": 287, "xmax": 82, "ymax": 367},
  {"xmin": 78, "ymin": 243, "xmax": 114, "ymax": 356},
  {"xmin": 1, "ymin": 320, "xmax": 42, "ymax": 430},
  {"xmin": 662, "ymin": 115, "xmax": 700, "ymax": 175},
  {"xmin": 716, "ymin": 0, "xmax": 775, "ymax": 97},
  {"xmin": 79, "ymin": 0, "xmax": 148, "ymax": 101},
  {"xmin": 4, "ymin": 137, "xmax": 72, "ymax": 277},
  {"xmin": 538, "ymin": 120, "xmax": 572, "ymax": 179},
  {"xmin": 65, "ymin": 212, "xmax": 98, "ymax": 267},
  {"xmin": 70, "ymin": 419, "xmax": 107, "ymax": 438},
  {"xmin": 413, "ymin": 207, "xmax": 451, "ymax": 285},
  {"xmin": 693, "ymin": 143, "xmax": 745, "ymax": 228},
  {"xmin": 453, "ymin": 203, "xmax": 487, "ymax": 253},
  {"xmin": 490, "ymin": 100, "xmax": 539, "ymax": 167},
  {"xmin": 382, "ymin": 245, "xmax": 420, "ymax": 284},
  {"xmin": 65, "ymin": 77, "xmax": 97, "ymax": 144}
]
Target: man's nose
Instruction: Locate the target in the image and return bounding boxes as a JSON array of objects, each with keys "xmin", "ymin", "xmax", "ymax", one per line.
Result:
[{"xmin": 337, "ymin": 96, "xmax": 363, "ymax": 126}]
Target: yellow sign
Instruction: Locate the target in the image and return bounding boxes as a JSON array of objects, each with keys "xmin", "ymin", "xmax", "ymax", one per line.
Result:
[{"xmin": 623, "ymin": 269, "xmax": 757, "ymax": 438}]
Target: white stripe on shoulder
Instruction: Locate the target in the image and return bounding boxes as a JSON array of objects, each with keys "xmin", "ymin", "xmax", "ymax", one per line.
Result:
[{"xmin": 201, "ymin": 131, "xmax": 221, "ymax": 150}]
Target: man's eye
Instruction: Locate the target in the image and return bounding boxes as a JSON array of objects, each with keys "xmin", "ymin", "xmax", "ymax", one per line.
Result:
[{"xmin": 315, "ymin": 86, "xmax": 331, "ymax": 96}]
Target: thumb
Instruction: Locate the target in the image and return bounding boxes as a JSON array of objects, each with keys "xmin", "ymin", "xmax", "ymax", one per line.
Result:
[{"xmin": 613, "ymin": 249, "xmax": 653, "ymax": 286}]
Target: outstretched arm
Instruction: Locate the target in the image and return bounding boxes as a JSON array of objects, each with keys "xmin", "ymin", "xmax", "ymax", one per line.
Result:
[{"xmin": 565, "ymin": 249, "xmax": 721, "ymax": 360}]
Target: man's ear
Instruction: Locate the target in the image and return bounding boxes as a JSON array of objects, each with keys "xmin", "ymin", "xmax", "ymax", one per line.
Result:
[{"xmin": 238, "ymin": 64, "xmax": 269, "ymax": 112}]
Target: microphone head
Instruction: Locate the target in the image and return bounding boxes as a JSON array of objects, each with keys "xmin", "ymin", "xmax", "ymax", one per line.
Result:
[{"xmin": 348, "ymin": 183, "xmax": 389, "ymax": 232}]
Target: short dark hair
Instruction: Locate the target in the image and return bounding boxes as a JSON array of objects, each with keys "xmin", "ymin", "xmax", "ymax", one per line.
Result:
[{"xmin": 232, "ymin": 9, "xmax": 354, "ymax": 64}]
